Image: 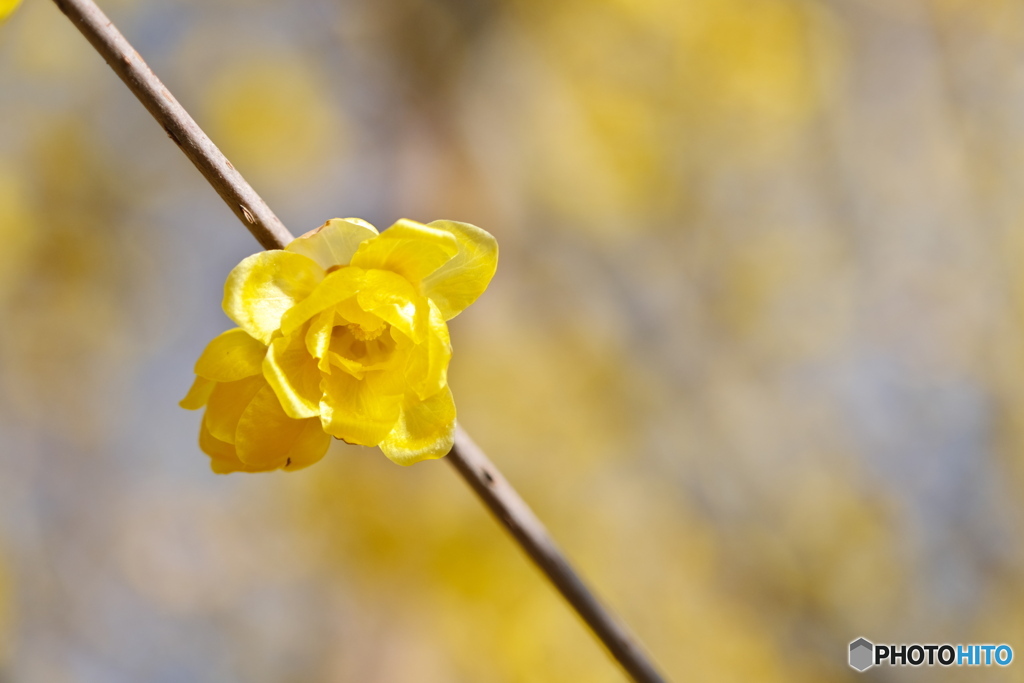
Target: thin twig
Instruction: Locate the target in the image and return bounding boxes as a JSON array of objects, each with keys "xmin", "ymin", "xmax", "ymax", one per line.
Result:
[
  {"xmin": 50, "ymin": 0, "xmax": 291, "ymax": 250},
  {"xmin": 448, "ymin": 427, "xmax": 667, "ymax": 683},
  {"xmin": 50, "ymin": 1, "xmax": 669, "ymax": 681}
]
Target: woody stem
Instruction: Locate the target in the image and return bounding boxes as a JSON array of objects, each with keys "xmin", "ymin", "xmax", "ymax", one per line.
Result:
[{"xmin": 50, "ymin": 1, "xmax": 669, "ymax": 681}]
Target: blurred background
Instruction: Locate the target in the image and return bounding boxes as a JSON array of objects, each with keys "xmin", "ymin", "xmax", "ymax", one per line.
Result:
[{"xmin": 2, "ymin": 0, "xmax": 1024, "ymax": 680}]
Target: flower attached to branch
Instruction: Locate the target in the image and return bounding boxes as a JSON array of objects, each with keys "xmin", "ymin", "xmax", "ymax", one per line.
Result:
[{"xmin": 182, "ymin": 218, "xmax": 498, "ymax": 472}]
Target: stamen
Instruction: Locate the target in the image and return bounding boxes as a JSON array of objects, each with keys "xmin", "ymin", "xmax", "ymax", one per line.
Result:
[{"xmin": 347, "ymin": 323, "xmax": 384, "ymax": 341}]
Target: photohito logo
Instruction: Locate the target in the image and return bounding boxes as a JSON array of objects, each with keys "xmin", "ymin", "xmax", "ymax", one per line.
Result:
[
  {"xmin": 849, "ymin": 638, "xmax": 873, "ymax": 672},
  {"xmin": 848, "ymin": 638, "xmax": 1013, "ymax": 672}
]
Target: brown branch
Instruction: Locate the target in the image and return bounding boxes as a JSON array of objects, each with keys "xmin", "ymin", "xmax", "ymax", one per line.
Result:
[
  {"xmin": 50, "ymin": 1, "xmax": 670, "ymax": 681},
  {"xmin": 50, "ymin": 0, "xmax": 292, "ymax": 251},
  {"xmin": 448, "ymin": 427, "xmax": 668, "ymax": 683}
]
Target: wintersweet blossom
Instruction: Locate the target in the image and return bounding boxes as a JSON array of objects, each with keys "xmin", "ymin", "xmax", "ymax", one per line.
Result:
[{"xmin": 182, "ymin": 218, "xmax": 498, "ymax": 471}]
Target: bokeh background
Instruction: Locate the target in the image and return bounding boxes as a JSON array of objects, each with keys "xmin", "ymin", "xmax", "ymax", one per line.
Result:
[{"xmin": 2, "ymin": 0, "xmax": 1024, "ymax": 680}]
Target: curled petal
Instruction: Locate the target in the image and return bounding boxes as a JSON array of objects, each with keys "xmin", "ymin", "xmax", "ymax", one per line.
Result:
[
  {"xmin": 406, "ymin": 300, "xmax": 451, "ymax": 400},
  {"xmin": 356, "ymin": 269, "xmax": 427, "ymax": 343},
  {"xmin": 203, "ymin": 375, "xmax": 264, "ymax": 444},
  {"xmin": 422, "ymin": 220, "xmax": 498, "ymax": 320},
  {"xmin": 286, "ymin": 218, "xmax": 379, "ymax": 270},
  {"xmin": 334, "ymin": 296, "xmax": 384, "ymax": 332},
  {"xmin": 380, "ymin": 386, "xmax": 456, "ymax": 466},
  {"xmin": 350, "ymin": 219, "xmax": 458, "ymax": 284},
  {"xmin": 280, "ymin": 266, "xmax": 365, "ymax": 337},
  {"xmin": 194, "ymin": 328, "xmax": 267, "ymax": 382},
  {"xmin": 235, "ymin": 385, "xmax": 331, "ymax": 469},
  {"xmin": 180, "ymin": 376, "xmax": 216, "ymax": 410},
  {"xmin": 320, "ymin": 370, "xmax": 402, "ymax": 446},
  {"xmin": 223, "ymin": 250, "xmax": 325, "ymax": 344},
  {"xmin": 326, "ymin": 350, "xmax": 367, "ymax": 380},
  {"xmin": 305, "ymin": 310, "xmax": 335, "ymax": 367},
  {"xmin": 263, "ymin": 331, "xmax": 323, "ymax": 419}
]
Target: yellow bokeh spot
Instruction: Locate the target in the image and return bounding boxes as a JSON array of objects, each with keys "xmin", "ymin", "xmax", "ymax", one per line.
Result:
[
  {"xmin": 204, "ymin": 54, "xmax": 345, "ymax": 182},
  {"xmin": 0, "ymin": 165, "xmax": 38, "ymax": 303},
  {"xmin": 0, "ymin": 0, "xmax": 20, "ymax": 22}
]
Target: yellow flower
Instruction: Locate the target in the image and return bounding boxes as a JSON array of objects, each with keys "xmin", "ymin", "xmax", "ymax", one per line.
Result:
[{"xmin": 183, "ymin": 217, "xmax": 498, "ymax": 471}]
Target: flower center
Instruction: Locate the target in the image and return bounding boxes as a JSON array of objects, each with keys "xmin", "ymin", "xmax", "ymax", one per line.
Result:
[{"xmin": 347, "ymin": 323, "xmax": 384, "ymax": 342}]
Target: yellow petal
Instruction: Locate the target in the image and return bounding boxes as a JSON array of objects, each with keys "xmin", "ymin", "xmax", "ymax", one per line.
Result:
[
  {"xmin": 326, "ymin": 350, "xmax": 366, "ymax": 379},
  {"xmin": 305, "ymin": 309, "xmax": 336, "ymax": 365},
  {"xmin": 333, "ymin": 296, "xmax": 385, "ymax": 332},
  {"xmin": 350, "ymin": 218, "xmax": 458, "ymax": 284},
  {"xmin": 203, "ymin": 375, "xmax": 265, "ymax": 444},
  {"xmin": 280, "ymin": 266, "xmax": 365, "ymax": 337},
  {"xmin": 405, "ymin": 300, "xmax": 451, "ymax": 400},
  {"xmin": 422, "ymin": 220, "xmax": 498, "ymax": 320},
  {"xmin": 199, "ymin": 419, "xmax": 274, "ymax": 474},
  {"xmin": 263, "ymin": 331, "xmax": 323, "ymax": 419},
  {"xmin": 280, "ymin": 419, "xmax": 335, "ymax": 471},
  {"xmin": 210, "ymin": 458, "xmax": 265, "ymax": 475},
  {"xmin": 193, "ymin": 328, "xmax": 267, "ymax": 382},
  {"xmin": 319, "ymin": 370, "xmax": 402, "ymax": 446},
  {"xmin": 223, "ymin": 250, "xmax": 325, "ymax": 344},
  {"xmin": 235, "ymin": 385, "xmax": 331, "ymax": 469},
  {"xmin": 286, "ymin": 218, "xmax": 379, "ymax": 270},
  {"xmin": 340, "ymin": 217, "xmax": 378, "ymax": 232},
  {"xmin": 355, "ymin": 269, "xmax": 427, "ymax": 343},
  {"xmin": 180, "ymin": 376, "xmax": 216, "ymax": 410},
  {"xmin": 379, "ymin": 386, "xmax": 456, "ymax": 465},
  {"xmin": 200, "ymin": 421, "xmax": 236, "ymax": 459}
]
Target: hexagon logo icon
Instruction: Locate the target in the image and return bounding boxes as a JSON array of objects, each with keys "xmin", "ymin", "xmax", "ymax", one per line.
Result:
[{"xmin": 849, "ymin": 638, "xmax": 874, "ymax": 672}]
